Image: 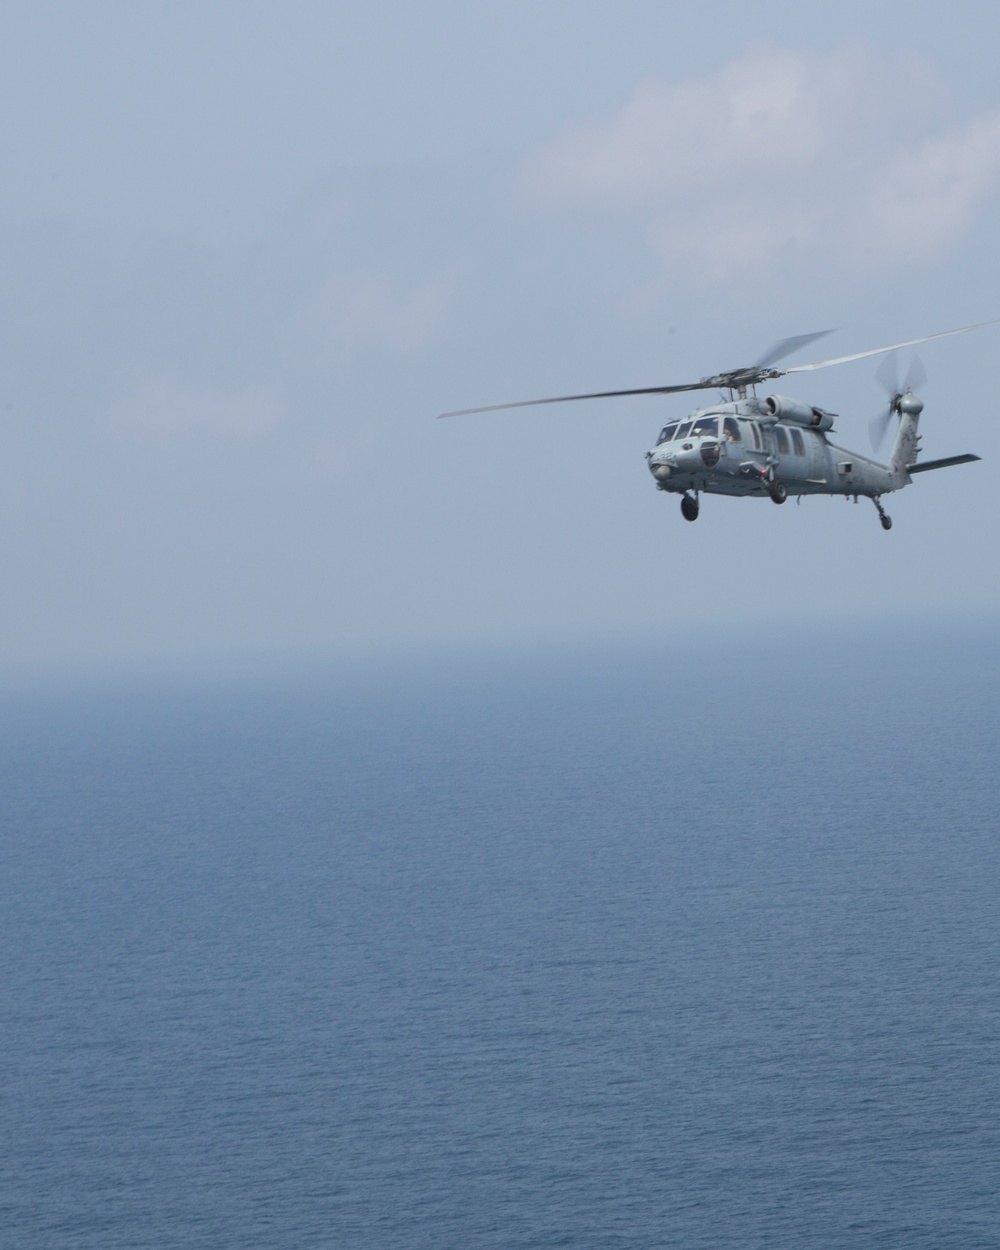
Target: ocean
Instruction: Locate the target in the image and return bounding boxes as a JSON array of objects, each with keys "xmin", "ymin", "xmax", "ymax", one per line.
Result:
[{"xmin": 1, "ymin": 619, "xmax": 998, "ymax": 1248}]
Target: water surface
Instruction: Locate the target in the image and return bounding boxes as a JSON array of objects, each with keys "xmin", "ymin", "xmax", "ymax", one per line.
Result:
[{"xmin": 2, "ymin": 621, "xmax": 998, "ymax": 1247}]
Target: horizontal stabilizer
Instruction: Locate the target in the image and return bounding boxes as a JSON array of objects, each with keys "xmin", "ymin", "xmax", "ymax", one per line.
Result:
[{"xmin": 908, "ymin": 454, "xmax": 981, "ymax": 475}]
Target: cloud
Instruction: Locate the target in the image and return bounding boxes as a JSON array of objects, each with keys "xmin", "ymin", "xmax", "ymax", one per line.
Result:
[
  {"xmin": 111, "ymin": 375, "xmax": 288, "ymax": 439},
  {"xmin": 517, "ymin": 42, "xmax": 1000, "ymax": 287},
  {"xmin": 859, "ymin": 114, "xmax": 1000, "ymax": 261},
  {"xmin": 320, "ymin": 275, "xmax": 455, "ymax": 351}
]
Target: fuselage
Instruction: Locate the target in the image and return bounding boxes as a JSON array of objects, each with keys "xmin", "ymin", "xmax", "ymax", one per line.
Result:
[{"xmin": 645, "ymin": 398, "xmax": 901, "ymax": 499}]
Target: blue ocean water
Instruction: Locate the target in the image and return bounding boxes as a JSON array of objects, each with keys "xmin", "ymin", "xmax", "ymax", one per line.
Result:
[{"xmin": 1, "ymin": 620, "xmax": 998, "ymax": 1249}]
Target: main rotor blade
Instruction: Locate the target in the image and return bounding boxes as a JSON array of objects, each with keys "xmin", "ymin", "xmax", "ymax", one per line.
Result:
[
  {"xmin": 753, "ymin": 329, "xmax": 835, "ymax": 370},
  {"xmin": 440, "ymin": 319, "xmax": 996, "ymax": 419},
  {"xmin": 438, "ymin": 381, "xmax": 706, "ymax": 418},
  {"xmin": 784, "ymin": 317, "xmax": 1000, "ymax": 376}
]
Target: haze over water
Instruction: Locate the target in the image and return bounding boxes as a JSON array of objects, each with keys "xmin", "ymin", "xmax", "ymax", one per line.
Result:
[{"xmin": 2, "ymin": 617, "xmax": 997, "ymax": 1248}]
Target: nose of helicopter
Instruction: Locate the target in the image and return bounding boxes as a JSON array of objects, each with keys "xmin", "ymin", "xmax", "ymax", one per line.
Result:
[{"xmin": 647, "ymin": 439, "xmax": 708, "ymax": 480}]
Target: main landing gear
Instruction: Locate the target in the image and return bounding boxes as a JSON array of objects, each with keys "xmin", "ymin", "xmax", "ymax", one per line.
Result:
[
  {"xmin": 873, "ymin": 497, "xmax": 892, "ymax": 530},
  {"xmin": 768, "ymin": 479, "xmax": 788, "ymax": 505},
  {"xmin": 680, "ymin": 493, "xmax": 699, "ymax": 522}
]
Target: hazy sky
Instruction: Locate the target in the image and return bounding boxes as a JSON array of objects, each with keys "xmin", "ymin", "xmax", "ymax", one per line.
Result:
[{"xmin": 2, "ymin": 0, "xmax": 1000, "ymax": 669}]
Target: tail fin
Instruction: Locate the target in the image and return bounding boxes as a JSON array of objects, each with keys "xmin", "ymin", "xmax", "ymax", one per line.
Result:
[
  {"xmin": 908, "ymin": 453, "xmax": 980, "ymax": 474},
  {"xmin": 889, "ymin": 393, "xmax": 923, "ymax": 482}
]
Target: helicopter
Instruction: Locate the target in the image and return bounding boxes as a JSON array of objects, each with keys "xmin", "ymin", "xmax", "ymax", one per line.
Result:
[{"xmin": 439, "ymin": 320, "xmax": 997, "ymax": 529}]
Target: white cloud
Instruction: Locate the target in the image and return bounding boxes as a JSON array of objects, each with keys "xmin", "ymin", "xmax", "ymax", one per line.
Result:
[
  {"xmin": 111, "ymin": 375, "xmax": 287, "ymax": 439},
  {"xmin": 517, "ymin": 42, "xmax": 1000, "ymax": 287},
  {"xmin": 321, "ymin": 275, "xmax": 454, "ymax": 351},
  {"xmin": 859, "ymin": 114, "xmax": 1000, "ymax": 261}
]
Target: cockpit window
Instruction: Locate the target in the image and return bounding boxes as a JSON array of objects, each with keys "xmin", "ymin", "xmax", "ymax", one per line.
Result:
[
  {"xmin": 690, "ymin": 416, "xmax": 719, "ymax": 437},
  {"xmin": 657, "ymin": 423, "xmax": 679, "ymax": 445},
  {"xmin": 675, "ymin": 421, "xmax": 693, "ymax": 439},
  {"xmin": 723, "ymin": 417, "xmax": 741, "ymax": 443}
]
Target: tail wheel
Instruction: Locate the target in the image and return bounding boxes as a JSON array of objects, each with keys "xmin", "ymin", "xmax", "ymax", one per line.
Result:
[{"xmin": 873, "ymin": 496, "xmax": 892, "ymax": 530}]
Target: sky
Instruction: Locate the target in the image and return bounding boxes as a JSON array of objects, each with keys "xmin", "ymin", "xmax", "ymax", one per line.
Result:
[{"xmin": 2, "ymin": 0, "xmax": 1000, "ymax": 671}]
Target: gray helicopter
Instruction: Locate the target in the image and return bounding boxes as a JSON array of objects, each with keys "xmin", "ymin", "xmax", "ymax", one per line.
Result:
[{"xmin": 440, "ymin": 320, "xmax": 996, "ymax": 528}]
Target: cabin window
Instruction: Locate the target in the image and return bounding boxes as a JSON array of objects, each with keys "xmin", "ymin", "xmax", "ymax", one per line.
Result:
[
  {"xmin": 690, "ymin": 415, "xmax": 719, "ymax": 437},
  {"xmin": 723, "ymin": 417, "xmax": 741, "ymax": 443},
  {"xmin": 790, "ymin": 428, "xmax": 805, "ymax": 456},
  {"xmin": 657, "ymin": 423, "xmax": 678, "ymax": 445},
  {"xmin": 750, "ymin": 422, "xmax": 761, "ymax": 449},
  {"xmin": 774, "ymin": 427, "xmax": 789, "ymax": 454}
]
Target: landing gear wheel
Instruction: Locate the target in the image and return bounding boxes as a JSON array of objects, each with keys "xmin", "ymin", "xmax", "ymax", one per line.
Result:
[
  {"xmin": 680, "ymin": 494, "xmax": 699, "ymax": 522},
  {"xmin": 880, "ymin": 514, "xmax": 892, "ymax": 531},
  {"xmin": 768, "ymin": 479, "xmax": 787, "ymax": 505},
  {"xmin": 873, "ymin": 497, "xmax": 892, "ymax": 531}
]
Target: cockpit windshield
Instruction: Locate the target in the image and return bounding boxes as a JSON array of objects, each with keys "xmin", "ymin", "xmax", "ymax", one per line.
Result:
[
  {"xmin": 656, "ymin": 423, "xmax": 679, "ymax": 445},
  {"xmin": 689, "ymin": 415, "xmax": 719, "ymax": 438}
]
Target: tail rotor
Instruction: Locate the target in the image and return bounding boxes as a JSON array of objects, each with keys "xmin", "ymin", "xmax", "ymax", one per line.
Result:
[{"xmin": 869, "ymin": 352, "xmax": 925, "ymax": 453}]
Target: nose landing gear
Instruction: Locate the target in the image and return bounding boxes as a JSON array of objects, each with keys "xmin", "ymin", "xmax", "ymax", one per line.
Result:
[{"xmin": 680, "ymin": 492, "xmax": 699, "ymax": 522}]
